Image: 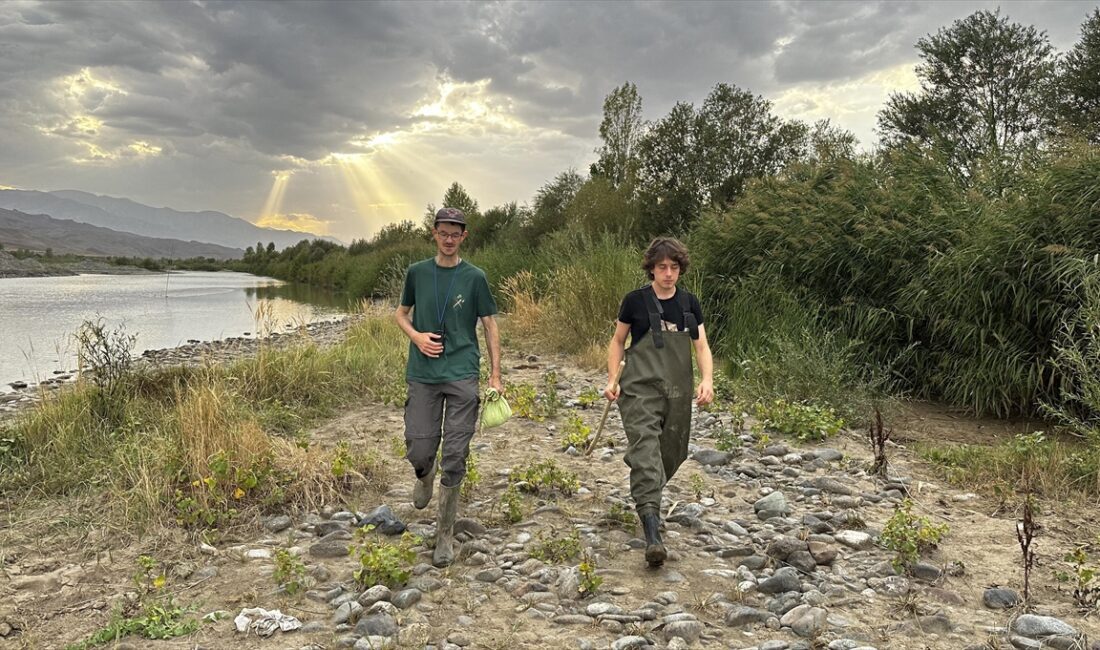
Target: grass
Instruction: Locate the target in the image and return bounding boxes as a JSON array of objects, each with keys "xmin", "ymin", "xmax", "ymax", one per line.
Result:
[
  {"xmin": 918, "ymin": 431, "xmax": 1100, "ymax": 501},
  {"xmin": 0, "ymin": 308, "xmax": 407, "ymax": 529}
]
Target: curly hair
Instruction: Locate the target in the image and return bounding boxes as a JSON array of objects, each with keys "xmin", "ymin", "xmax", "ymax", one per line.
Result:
[{"xmin": 642, "ymin": 237, "xmax": 690, "ymax": 280}]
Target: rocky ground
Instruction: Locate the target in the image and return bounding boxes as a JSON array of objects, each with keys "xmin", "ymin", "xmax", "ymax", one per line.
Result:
[{"xmin": 2, "ymin": 341, "xmax": 1100, "ymax": 650}]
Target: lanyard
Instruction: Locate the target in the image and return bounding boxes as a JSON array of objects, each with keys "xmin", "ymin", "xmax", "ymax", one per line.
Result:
[{"xmin": 433, "ymin": 262, "xmax": 459, "ymax": 326}]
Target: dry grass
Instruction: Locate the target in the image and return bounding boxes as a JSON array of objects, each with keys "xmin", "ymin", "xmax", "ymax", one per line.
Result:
[{"xmin": 0, "ymin": 311, "xmax": 408, "ymax": 531}]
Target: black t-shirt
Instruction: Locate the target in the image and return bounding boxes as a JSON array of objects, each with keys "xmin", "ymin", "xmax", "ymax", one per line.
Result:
[{"xmin": 617, "ymin": 287, "xmax": 704, "ymax": 346}]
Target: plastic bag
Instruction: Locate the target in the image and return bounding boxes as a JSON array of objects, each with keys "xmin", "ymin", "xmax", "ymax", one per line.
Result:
[{"xmin": 480, "ymin": 387, "xmax": 512, "ymax": 429}]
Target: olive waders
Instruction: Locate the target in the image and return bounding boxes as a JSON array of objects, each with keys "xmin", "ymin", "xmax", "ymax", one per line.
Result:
[{"xmin": 617, "ymin": 287, "xmax": 697, "ymax": 567}]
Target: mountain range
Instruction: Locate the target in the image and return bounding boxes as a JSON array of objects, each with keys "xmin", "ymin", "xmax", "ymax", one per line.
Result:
[
  {"xmin": 0, "ymin": 189, "xmax": 332, "ymax": 254},
  {"xmin": 0, "ymin": 208, "xmax": 242, "ymax": 259}
]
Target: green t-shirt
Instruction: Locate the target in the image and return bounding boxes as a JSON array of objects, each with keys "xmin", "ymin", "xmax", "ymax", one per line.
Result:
[{"xmin": 401, "ymin": 258, "xmax": 497, "ymax": 384}]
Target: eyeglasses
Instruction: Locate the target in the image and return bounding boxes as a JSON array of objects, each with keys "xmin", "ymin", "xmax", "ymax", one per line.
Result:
[{"xmin": 435, "ymin": 231, "xmax": 464, "ymax": 241}]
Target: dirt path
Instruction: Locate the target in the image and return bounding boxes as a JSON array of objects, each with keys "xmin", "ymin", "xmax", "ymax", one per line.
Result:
[{"xmin": 2, "ymin": 352, "xmax": 1098, "ymax": 650}]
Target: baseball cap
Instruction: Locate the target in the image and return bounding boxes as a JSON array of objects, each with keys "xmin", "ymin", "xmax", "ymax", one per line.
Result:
[{"xmin": 434, "ymin": 207, "xmax": 466, "ymax": 227}]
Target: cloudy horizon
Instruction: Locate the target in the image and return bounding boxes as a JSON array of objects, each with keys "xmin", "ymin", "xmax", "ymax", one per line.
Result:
[{"xmin": 0, "ymin": 1, "xmax": 1094, "ymax": 243}]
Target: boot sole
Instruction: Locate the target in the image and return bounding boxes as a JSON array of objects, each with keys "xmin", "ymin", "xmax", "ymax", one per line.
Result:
[{"xmin": 645, "ymin": 544, "xmax": 667, "ymax": 567}]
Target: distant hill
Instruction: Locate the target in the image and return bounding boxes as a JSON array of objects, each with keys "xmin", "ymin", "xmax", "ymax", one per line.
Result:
[
  {"xmin": 0, "ymin": 189, "xmax": 331, "ymax": 251},
  {"xmin": 0, "ymin": 208, "xmax": 243, "ymax": 259}
]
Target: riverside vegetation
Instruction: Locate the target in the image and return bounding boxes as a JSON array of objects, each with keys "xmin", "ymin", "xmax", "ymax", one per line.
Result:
[{"xmin": 2, "ymin": 8, "xmax": 1100, "ymax": 649}]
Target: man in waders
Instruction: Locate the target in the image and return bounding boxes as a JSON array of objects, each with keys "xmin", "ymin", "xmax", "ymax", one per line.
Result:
[
  {"xmin": 604, "ymin": 237, "xmax": 714, "ymax": 567},
  {"xmin": 395, "ymin": 207, "xmax": 503, "ymax": 567}
]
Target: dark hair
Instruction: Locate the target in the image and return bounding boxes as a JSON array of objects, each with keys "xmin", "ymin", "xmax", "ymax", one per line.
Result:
[{"xmin": 642, "ymin": 237, "xmax": 689, "ymax": 280}]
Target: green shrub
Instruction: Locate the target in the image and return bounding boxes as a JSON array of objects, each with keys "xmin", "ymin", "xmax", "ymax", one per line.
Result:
[
  {"xmin": 510, "ymin": 459, "xmax": 580, "ymax": 496},
  {"xmin": 529, "ymin": 530, "xmax": 582, "ymax": 563},
  {"xmin": 753, "ymin": 399, "xmax": 844, "ymax": 442},
  {"xmin": 879, "ymin": 499, "xmax": 949, "ymax": 571},
  {"xmin": 351, "ymin": 526, "xmax": 420, "ymax": 589},
  {"xmin": 560, "ymin": 412, "xmax": 592, "ymax": 450},
  {"xmin": 273, "ymin": 548, "xmax": 308, "ymax": 595}
]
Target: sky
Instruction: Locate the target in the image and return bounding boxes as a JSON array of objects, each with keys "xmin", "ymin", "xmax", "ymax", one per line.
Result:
[{"xmin": 0, "ymin": 1, "xmax": 1094, "ymax": 244}]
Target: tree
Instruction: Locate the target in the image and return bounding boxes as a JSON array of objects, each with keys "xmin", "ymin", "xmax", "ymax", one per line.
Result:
[
  {"xmin": 424, "ymin": 182, "xmax": 480, "ymax": 231},
  {"xmin": 524, "ymin": 169, "xmax": 584, "ymax": 242},
  {"xmin": 592, "ymin": 82, "xmax": 644, "ymax": 188},
  {"xmin": 635, "ymin": 102, "xmax": 700, "ymax": 234},
  {"xmin": 566, "ymin": 176, "xmax": 643, "ymax": 241},
  {"xmin": 877, "ymin": 10, "xmax": 1057, "ymax": 188},
  {"xmin": 442, "ymin": 182, "xmax": 479, "ymax": 218},
  {"xmin": 806, "ymin": 119, "xmax": 859, "ymax": 164},
  {"xmin": 1059, "ymin": 8, "xmax": 1100, "ymax": 143},
  {"xmin": 634, "ymin": 83, "xmax": 809, "ymax": 234},
  {"xmin": 694, "ymin": 83, "xmax": 807, "ymax": 205},
  {"xmin": 266, "ymin": 242, "xmax": 276, "ymax": 255}
]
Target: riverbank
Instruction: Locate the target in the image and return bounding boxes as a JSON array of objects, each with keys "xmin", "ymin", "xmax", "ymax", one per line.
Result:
[
  {"xmin": 0, "ymin": 250, "xmax": 157, "ymax": 278},
  {"xmin": 0, "ymin": 315, "xmax": 354, "ymax": 415}
]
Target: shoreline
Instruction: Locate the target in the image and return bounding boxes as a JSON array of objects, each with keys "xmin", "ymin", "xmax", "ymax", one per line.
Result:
[
  {"xmin": 0, "ymin": 262, "xmax": 162, "ymax": 279},
  {"xmin": 0, "ymin": 315, "xmax": 355, "ymax": 417}
]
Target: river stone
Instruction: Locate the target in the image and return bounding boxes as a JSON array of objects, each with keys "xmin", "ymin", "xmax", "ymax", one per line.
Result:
[
  {"xmin": 663, "ymin": 620, "xmax": 704, "ymax": 644},
  {"xmin": 726, "ymin": 605, "xmax": 773, "ymax": 627},
  {"xmin": 332, "ymin": 601, "xmax": 363, "ymax": 625},
  {"xmin": 787, "ymin": 551, "xmax": 818, "ymax": 573},
  {"xmin": 834, "ymin": 530, "xmax": 873, "ymax": 550},
  {"xmin": 983, "ymin": 587, "xmax": 1019, "ymax": 609},
  {"xmin": 811, "ymin": 477, "xmax": 857, "ymax": 496},
  {"xmin": 754, "ymin": 491, "xmax": 790, "ymax": 520},
  {"xmin": 1012, "ymin": 614, "xmax": 1077, "ymax": 638},
  {"xmin": 354, "ymin": 636, "xmax": 395, "ymax": 650},
  {"xmin": 454, "ymin": 518, "xmax": 487, "ymax": 537},
  {"xmin": 692, "ymin": 449, "xmax": 731, "ymax": 466},
  {"xmin": 910, "ymin": 562, "xmax": 942, "ymax": 582},
  {"xmin": 767, "ymin": 536, "xmax": 808, "ymax": 560},
  {"xmin": 781, "ymin": 604, "xmax": 828, "ymax": 638},
  {"xmin": 263, "ymin": 515, "xmax": 292, "ymax": 533},
  {"xmin": 392, "ymin": 588, "xmax": 422, "ymax": 609},
  {"xmin": 355, "ymin": 613, "xmax": 398, "ymax": 637},
  {"xmin": 808, "ymin": 541, "xmax": 837, "ymax": 565},
  {"xmin": 555, "ymin": 614, "xmax": 596, "ymax": 625},
  {"xmin": 587, "ymin": 602, "xmax": 623, "ymax": 617},
  {"xmin": 358, "ymin": 585, "xmax": 392, "ymax": 606},
  {"xmin": 476, "ymin": 567, "xmax": 503, "ymax": 582},
  {"xmin": 758, "ymin": 567, "xmax": 801, "ymax": 594},
  {"xmin": 611, "ymin": 637, "xmax": 650, "ymax": 650},
  {"xmin": 814, "ymin": 449, "xmax": 844, "ymax": 462},
  {"xmin": 310, "ymin": 538, "xmax": 349, "ymax": 558}
]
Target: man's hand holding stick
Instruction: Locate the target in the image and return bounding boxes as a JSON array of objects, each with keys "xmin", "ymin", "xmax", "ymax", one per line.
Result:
[{"xmin": 585, "ymin": 359, "xmax": 626, "ymax": 456}]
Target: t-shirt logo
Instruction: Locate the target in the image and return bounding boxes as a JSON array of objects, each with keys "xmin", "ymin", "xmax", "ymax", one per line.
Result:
[{"xmin": 453, "ymin": 294, "xmax": 465, "ymax": 311}]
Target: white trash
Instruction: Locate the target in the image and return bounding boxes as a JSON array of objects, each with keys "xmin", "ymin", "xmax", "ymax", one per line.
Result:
[{"xmin": 233, "ymin": 607, "xmax": 302, "ymax": 637}]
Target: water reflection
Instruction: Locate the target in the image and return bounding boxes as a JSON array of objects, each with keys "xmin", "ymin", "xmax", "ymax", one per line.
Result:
[{"xmin": 245, "ymin": 282, "xmax": 358, "ymax": 310}]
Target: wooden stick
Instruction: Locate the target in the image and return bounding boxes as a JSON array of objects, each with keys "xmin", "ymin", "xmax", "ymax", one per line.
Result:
[{"xmin": 585, "ymin": 359, "xmax": 626, "ymax": 456}]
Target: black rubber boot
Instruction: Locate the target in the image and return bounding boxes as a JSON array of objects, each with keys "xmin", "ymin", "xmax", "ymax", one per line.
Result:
[{"xmin": 641, "ymin": 512, "xmax": 666, "ymax": 567}]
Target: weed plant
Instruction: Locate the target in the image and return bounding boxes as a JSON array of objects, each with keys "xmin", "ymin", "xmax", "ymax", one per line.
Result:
[
  {"xmin": 351, "ymin": 525, "xmax": 420, "ymax": 589},
  {"xmin": 510, "ymin": 459, "xmax": 580, "ymax": 496},
  {"xmin": 529, "ymin": 530, "xmax": 582, "ymax": 563},
  {"xmin": 879, "ymin": 499, "xmax": 949, "ymax": 572}
]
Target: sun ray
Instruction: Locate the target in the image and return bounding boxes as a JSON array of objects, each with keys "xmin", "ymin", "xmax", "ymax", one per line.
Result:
[{"xmin": 258, "ymin": 171, "xmax": 291, "ymax": 222}]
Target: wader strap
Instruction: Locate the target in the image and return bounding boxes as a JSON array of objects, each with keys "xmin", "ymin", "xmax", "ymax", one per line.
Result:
[
  {"xmin": 678, "ymin": 291, "xmax": 699, "ymax": 339},
  {"xmin": 644, "ymin": 286, "xmax": 665, "ymax": 349}
]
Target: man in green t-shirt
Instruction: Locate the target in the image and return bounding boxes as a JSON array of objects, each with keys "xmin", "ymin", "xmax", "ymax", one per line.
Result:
[{"xmin": 394, "ymin": 206, "xmax": 503, "ymax": 567}]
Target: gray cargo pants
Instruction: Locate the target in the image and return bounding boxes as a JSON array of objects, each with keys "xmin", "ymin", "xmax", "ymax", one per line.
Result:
[{"xmin": 404, "ymin": 377, "xmax": 480, "ymax": 488}]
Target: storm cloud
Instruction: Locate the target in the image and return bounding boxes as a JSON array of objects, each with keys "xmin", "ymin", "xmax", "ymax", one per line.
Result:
[{"xmin": 0, "ymin": 1, "xmax": 1091, "ymax": 242}]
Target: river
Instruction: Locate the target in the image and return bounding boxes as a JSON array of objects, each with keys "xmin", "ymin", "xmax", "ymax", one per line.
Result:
[{"xmin": 0, "ymin": 271, "xmax": 349, "ymax": 391}]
